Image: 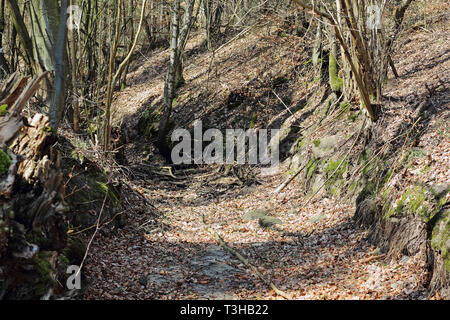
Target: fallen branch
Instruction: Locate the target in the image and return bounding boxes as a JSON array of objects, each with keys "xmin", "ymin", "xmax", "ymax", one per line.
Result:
[
  {"xmin": 272, "ymin": 162, "xmax": 308, "ymax": 194},
  {"xmin": 361, "ymin": 254, "xmax": 386, "ymax": 264},
  {"xmin": 69, "ymin": 210, "xmax": 126, "ymax": 236},
  {"xmin": 76, "ymin": 193, "xmax": 108, "ymax": 279},
  {"xmin": 201, "ymin": 213, "xmax": 292, "ymax": 300}
]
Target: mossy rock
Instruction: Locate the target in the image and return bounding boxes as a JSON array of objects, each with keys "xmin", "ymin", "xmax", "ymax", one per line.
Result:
[
  {"xmin": 289, "ymin": 153, "xmax": 303, "ymax": 171},
  {"xmin": 324, "ymin": 158, "xmax": 347, "ymax": 179},
  {"xmin": 329, "ymin": 54, "xmax": 343, "ymax": 92},
  {"xmin": 63, "ymin": 236, "xmax": 86, "ymax": 265},
  {"xmin": 311, "ymin": 135, "xmax": 341, "ymax": 158},
  {"xmin": 33, "ymin": 251, "xmax": 57, "ymax": 296},
  {"xmin": 306, "ymin": 158, "xmax": 319, "ymax": 181},
  {"xmin": 258, "ymin": 216, "xmax": 283, "ymax": 228},
  {"xmin": 66, "ymin": 170, "xmax": 121, "ymax": 227},
  {"xmin": 431, "ymin": 210, "xmax": 450, "ymax": 272},
  {"xmin": 243, "ymin": 209, "xmax": 268, "ymax": 221},
  {"xmin": 384, "ymin": 183, "xmax": 448, "ymax": 224},
  {"xmin": 138, "ymin": 105, "xmax": 160, "ymax": 137},
  {"xmin": 308, "ymin": 213, "xmax": 328, "ymax": 224},
  {"xmin": 0, "ymin": 149, "xmax": 12, "ymax": 176}
]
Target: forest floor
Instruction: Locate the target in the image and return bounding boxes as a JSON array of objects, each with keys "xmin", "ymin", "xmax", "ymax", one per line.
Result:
[{"xmin": 81, "ymin": 9, "xmax": 449, "ymax": 300}]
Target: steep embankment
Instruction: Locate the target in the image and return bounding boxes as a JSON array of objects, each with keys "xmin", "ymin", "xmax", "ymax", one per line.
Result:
[
  {"xmin": 79, "ymin": 9, "xmax": 448, "ymax": 299},
  {"xmin": 354, "ymin": 20, "xmax": 450, "ymax": 297}
]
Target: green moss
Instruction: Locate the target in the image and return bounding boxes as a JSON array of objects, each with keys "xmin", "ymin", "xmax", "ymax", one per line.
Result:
[
  {"xmin": 95, "ymin": 181, "xmax": 121, "ymax": 210},
  {"xmin": 36, "ymin": 252, "xmax": 52, "ymax": 280},
  {"xmin": 325, "ymin": 158, "xmax": 347, "ymax": 180},
  {"xmin": 292, "ymin": 137, "xmax": 305, "ymax": 153},
  {"xmin": 380, "ymin": 169, "xmax": 393, "ymax": 189},
  {"xmin": 0, "ymin": 104, "xmax": 8, "ymax": 116},
  {"xmin": 306, "ymin": 158, "xmax": 319, "ymax": 180},
  {"xmin": 385, "ymin": 185, "xmax": 435, "ymax": 221},
  {"xmin": 392, "ymin": 189, "xmax": 409, "ymax": 217},
  {"xmin": 0, "ymin": 149, "xmax": 12, "ymax": 176},
  {"xmin": 34, "ymin": 251, "xmax": 56, "ymax": 295},
  {"xmin": 349, "ymin": 181, "xmax": 358, "ymax": 193},
  {"xmin": 409, "ymin": 186, "xmax": 427, "ymax": 217},
  {"xmin": 330, "ymin": 184, "xmax": 343, "ymax": 196},
  {"xmin": 339, "ymin": 101, "xmax": 350, "ymax": 113},
  {"xmin": 328, "ymin": 54, "xmax": 343, "ymax": 92},
  {"xmin": 348, "ymin": 110, "xmax": 361, "ymax": 122},
  {"xmin": 250, "ymin": 111, "xmax": 258, "ymax": 128},
  {"xmin": 431, "ymin": 210, "xmax": 450, "ymax": 271},
  {"xmin": 59, "ymin": 254, "xmax": 70, "ymax": 267},
  {"xmin": 42, "ymin": 126, "xmax": 54, "ymax": 133},
  {"xmin": 138, "ymin": 105, "xmax": 160, "ymax": 137},
  {"xmin": 63, "ymin": 236, "xmax": 86, "ymax": 265},
  {"xmin": 312, "ymin": 139, "xmax": 321, "ymax": 147}
]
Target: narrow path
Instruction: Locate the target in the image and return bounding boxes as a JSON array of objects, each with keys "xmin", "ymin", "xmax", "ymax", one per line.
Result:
[
  {"xmin": 82, "ymin": 18, "xmax": 449, "ymax": 301},
  {"xmin": 83, "ymin": 166, "xmax": 429, "ymax": 300}
]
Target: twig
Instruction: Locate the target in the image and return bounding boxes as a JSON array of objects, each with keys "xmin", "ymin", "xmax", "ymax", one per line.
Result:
[
  {"xmin": 346, "ymin": 116, "xmax": 421, "ymax": 186},
  {"xmin": 361, "ymin": 254, "xmax": 386, "ymax": 264},
  {"xmin": 272, "ymin": 162, "xmax": 308, "ymax": 194},
  {"xmin": 75, "ymin": 193, "xmax": 108, "ymax": 279},
  {"xmin": 69, "ymin": 210, "xmax": 126, "ymax": 236},
  {"xmin": 201, "ymin": 213, "xmax": 292, "ymax": 300}
]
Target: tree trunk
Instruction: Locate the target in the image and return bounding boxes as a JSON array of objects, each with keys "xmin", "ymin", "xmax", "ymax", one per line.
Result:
[
  {"xmin": 49, "ymin": 0, "xmax": 69, "ymax": 131},
  {"xmin": 29, "ymin": 0, "xmax": 61, "ymax": 73},
  {"xmin": 175, "ymin": 0, "xmax": 196, "ymax": 87},
  {"xmin": 312, "ymin": 21, "xmax": 322, "ymax": 67},
  {"xmin": 69, "ymin": 0, "xmax": 79, "ymax": 133},
  {"xmin": 328, "ymin": 24, "xmax": 342, "ymax": 92},
  {"xmin": 157, "ymin": 0, "xmax": 180, "ymax": 158},
  {"xmin": 103, "ymin": 0, "xmax": 123, "ymax": 150},
  {"xmin": 0, "ymin": 0, "xmax": 10, "ymax": 77},
  {"xmin": 5, "ymin": 0, "xmax": 36, "ymax": 74},
  {"xmin": 103, "ymin": 0, "xmax": 147, "ymax": 150},
  {"xmin": 0, "ymin": 75, "xmax": 69, "ymax": 298}
]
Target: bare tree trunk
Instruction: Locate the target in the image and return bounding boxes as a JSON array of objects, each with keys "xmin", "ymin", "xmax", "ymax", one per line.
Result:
[
  {"xmin": 103, "ymin": 0, "xmax": 148, "ymax": 150},
  {"xmin": 0, "ymin": 0, "xmax": 10, "ymax": 77},
  {"xmin": 49, "ymin": 0, "xmax": 69, "ymax": 130},
  {"xmin": 312, "ymin": 20, "xmax": 322, "ymax": 67},
  {"xmin": 203, "ymin": 0, "xmax": 212, "ymax": 50},
  {"xmin": 328, "ymin": 24, "xmax": 342, "ymax": 92},
  {"xmin": 175, "ymin": 0, "xmax": 197, "ymax": 87},
  {"xmin": 69, "ymin": 0, "xmax": 80, "ymax": 133},
  {"xmin": 157, "ymin": 0, "xmax": 180, "ymax": 157},
  {"xmin": 120, "ymin": 0, "xmax": 135, "ymax": 88},
  {"xmin": 5, "ymin": 0, "xmax": 36, "ymax": 74},
  {"xmin": 29, "ymin": 0, "xmax": 60, "ymax": 73},
  {"xmin": 103, "ymin": 0, "xmax": 123, "ymax": 150}
]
